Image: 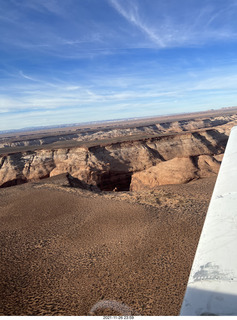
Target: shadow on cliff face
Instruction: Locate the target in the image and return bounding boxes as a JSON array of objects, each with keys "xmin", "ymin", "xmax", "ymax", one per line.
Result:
[
  {"xmin": 0, "ymin": 171, "xmax": 132, "ymax": 192},
  {"xmin": 66, "ymin": 173, "xmax": 100, "ymax": 192},
  {"xmin": 53, "ymin": 172, "xmax": 132, "ymax": 192},
  {"xmin": 68, "ymin": 172, "xmax": 132, "ymax": 192},
  {"xmin": 0, "ymin": 177, "xmax": 28, "ymax": 188},
  {"xmin": 88, "ymin": 146, "xmax": 133, "ymax": 191},
  {"xmin": 97, "ymin": 171, "xmax": 132, "ymax": 191},
  {"xmin": 205, "ymin": 129, "xmax": 228, "ymax": 149}
]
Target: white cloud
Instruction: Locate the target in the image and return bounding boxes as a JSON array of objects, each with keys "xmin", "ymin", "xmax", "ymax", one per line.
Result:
[
  {"xmin": 108, "ymin": 0, "xmax": 237, "ymax": 49},
  {"xmin": 2, "ymin": 0, "xmax": 237, "ymax": 57},
  {"xmin": 108, "ymin": 0, "xmax": 166, "ymax": 47},
  {"xmin": 13, "ymin": 0, "xmax": 67, "ymax": 17},
  {"xmin": 191, "ymin": 75, "xmax": 237, "ymax": 91},
  {"xmin": 2, "ymin": 64, "xmax": 237, "ymax": 120},
  {"xmin": 19, "ymin": 71, "xmax": 39, "ymax": 82},
  {"xmin": 2, "ymin": 1, "xmax": 237, "ymax": 131}
]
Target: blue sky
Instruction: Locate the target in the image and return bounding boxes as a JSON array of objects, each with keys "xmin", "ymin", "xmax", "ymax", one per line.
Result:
[{"xmin": 1, "ymin": 0, "xmax": 237, "ymax": 131}]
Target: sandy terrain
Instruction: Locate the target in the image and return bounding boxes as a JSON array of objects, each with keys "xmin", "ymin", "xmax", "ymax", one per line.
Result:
[
  {"xmin": 1, "ymin": 108, "xmax": 232, "ymax": 315},
  {"xmin": 0, "ymin": 175, "xmax": 216, "ymax": 316}
]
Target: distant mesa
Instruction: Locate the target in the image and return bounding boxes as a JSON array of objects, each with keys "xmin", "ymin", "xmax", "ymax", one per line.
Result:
[{"xmin": 0, "ymin": 109, "xmax": 236, "ymax": 191}]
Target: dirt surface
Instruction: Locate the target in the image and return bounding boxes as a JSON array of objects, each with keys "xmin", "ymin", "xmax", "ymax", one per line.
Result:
[{"xmin": 0, "ymin": 176, "xmax": 216, "ymax": 316}]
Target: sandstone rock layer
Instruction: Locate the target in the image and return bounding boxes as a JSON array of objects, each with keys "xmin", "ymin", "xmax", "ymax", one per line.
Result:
[{"xmin": 0, "ymin": 124, "xmax": 230, "ymax": 190}]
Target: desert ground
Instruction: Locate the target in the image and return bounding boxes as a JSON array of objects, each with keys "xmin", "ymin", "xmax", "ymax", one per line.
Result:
[
  {"xmin": 1, "ymin": 108, "xmax": 236, "ymax": 316},
  {"xmin": 0, "ymin": 174, "xmax": 216, "ymax": 316}
]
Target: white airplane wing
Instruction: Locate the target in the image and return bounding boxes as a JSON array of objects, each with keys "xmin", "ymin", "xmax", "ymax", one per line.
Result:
[{"xmin": 180, "ymin": 126, "xmax": 237, "ymax": 316}]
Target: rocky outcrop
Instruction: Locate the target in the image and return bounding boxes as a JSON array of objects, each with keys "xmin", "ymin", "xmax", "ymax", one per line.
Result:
[
  {"xmin": 1, "ymin": 114, "xmax": 237, "ymax": 149},
  {"xmin": 130, "ymin": 157, "xmax": 197, "ymax": 190},
  {"xmin": 0, "ymin": 126, "xmax": 230, "ymax": 190},
  {"xmin": 197, "ymin": 154, "xmax": 221, "ymax": 178},
  {"xmin": 130, "ymin": 155, "xmax": 222, "ymax": 191}
]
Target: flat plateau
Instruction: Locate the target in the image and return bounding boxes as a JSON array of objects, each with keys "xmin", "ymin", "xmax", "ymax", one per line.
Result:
[{"xmin": 0, "ymin": 175, "xmax": 216, "ymax": 315}]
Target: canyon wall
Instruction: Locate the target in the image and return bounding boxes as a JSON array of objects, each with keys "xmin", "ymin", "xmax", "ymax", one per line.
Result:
[
  {"xmin": 0, "ymin": 123, "xmax": 232, "ymax": 191},
  {"xmin": 1, "ymin": 114, "xmax": 237, "ymax": 149}
]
